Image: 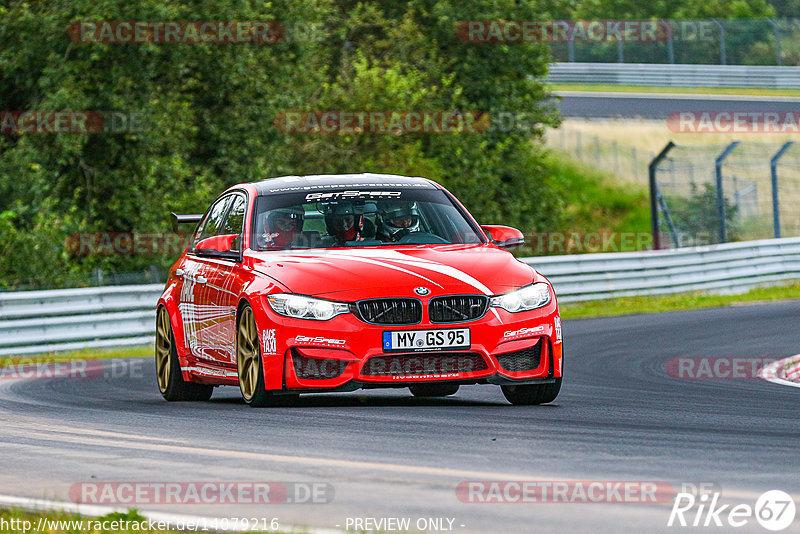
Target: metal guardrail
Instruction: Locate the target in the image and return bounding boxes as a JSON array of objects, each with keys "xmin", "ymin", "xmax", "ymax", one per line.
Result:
[
  {"xmin": 0, "ymin": 238, "xmax": 798, "ymax": 355},
  {"xmin": 0, "ymin": 285, "xmax": 162, "ymax": 356},
  {"xmin": 548, "ymin": 63, "xmax": 800, "ymax": 88},
  {"xmin": 523, "ymin": 237, "xmax": 800, "ymax": 302}
]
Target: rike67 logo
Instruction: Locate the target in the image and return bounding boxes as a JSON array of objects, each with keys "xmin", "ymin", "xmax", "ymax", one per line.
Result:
[{"xmin": 668, "ymin": 490, "xmax": 796, "ymax": 531}]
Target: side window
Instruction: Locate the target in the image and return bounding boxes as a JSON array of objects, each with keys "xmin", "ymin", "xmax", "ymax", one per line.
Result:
[
  {"xmin": 191, "ymin": 195, "xmax": 232, "ymax": 250},
  {"xmin": 221, "ymin": 194, "xmax": 247, "ymax": 251}
]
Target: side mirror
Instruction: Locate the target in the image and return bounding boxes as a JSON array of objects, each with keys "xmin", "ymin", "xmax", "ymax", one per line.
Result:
[
  {"xmin": 482, "ymin": 225, "xmax": 524, "ymax": 249},
  {"xmin": 195, "ymin": 234, "xmax": 240, "ymax": 259},
  {"xmin": 171, "ymin": 212, "xmax": 204, "ymax": 232}
]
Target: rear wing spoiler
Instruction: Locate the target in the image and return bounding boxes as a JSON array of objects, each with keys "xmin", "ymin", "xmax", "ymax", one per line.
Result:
[{"xmin": 171, "ymin": 212, "xmax": 203, "ymax": 231}]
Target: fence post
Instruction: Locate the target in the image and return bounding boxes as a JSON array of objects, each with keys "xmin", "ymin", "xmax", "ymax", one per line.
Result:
[
  {"xmin": 649, "ymin": 141, "xmax": 676, "ymax": 250},
  {"xmin": 667, "ymin": 33, "xmax": 675, "ymax": 64},
  {"xmin": 768, "ymin": 18, "xmax": 782, "ymax": 66},
  {"xmin": 770, "ymin": 141, "xmax": 793, "ymax": 238},
  {"xmin": 594, "ymin": 136, "xmax": 600, "ymax": 165},
  {"xmin": 715, "ymin": 141, "xmax": 739, "ymax": 243},
  {"xmin": 712, "ymin": 19, "xmax": 727, "ymax": 65}
]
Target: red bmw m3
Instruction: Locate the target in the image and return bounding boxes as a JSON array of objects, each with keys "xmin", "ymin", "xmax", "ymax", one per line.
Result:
[{"xmin": 156, "ymin": 173, "xmax": 563, "ymax": 406}]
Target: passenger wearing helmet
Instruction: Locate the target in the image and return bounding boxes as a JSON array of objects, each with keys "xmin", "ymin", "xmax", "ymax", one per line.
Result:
[
  {"xmin": 324, "ymin": 202, "xmax": 364, "ymax": 245},
  {"xmin": 258, "ymin": 206, "xmax": 304, "ymax": 249},
  {"xmin": 376, "ymin": 202, "xmax": 421, "ymax": 242}
]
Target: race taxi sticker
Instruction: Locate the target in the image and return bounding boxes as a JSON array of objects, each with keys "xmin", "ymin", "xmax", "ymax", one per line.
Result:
[
  {"xmin": 554, "ymin": 316, "xmax": 562, "ymax": 341},
  {"xmin": 262, "ymin": 329, "xmax": 277, "ymax": 355}
]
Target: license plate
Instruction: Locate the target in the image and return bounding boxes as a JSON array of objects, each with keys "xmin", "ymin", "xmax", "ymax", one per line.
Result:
[{"xmin": 382, "ymin": 328, "xmax": 470, "ymax": 352}]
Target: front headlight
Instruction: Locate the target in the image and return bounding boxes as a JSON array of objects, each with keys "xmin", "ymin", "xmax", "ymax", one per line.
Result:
[
  {"xmin": 267, "ymin": 294, "xmax": 350, "ymax": 320},
  {"xmin": 490, "ymin": 283, "xmax": 551, "ymax": 312}
]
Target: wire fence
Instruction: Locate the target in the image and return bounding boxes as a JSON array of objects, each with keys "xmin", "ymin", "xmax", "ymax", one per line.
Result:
[
  {"xmin": 549, "ymin": 18, "xmax": 800, "ymax": 66},
  {"xmin": 0, "ymin": 266, "xmax": 168, "ymax": 292},
  {"xmin": 652, "ymin": 142, "xmax": 800, "ymax": 248},
  {"xmin": 546, "ymin": 126, "xmax": 656, "ymax": 184}
]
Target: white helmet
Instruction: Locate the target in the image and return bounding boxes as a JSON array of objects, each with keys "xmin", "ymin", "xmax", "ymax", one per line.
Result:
[{"xmin": 377, "ymin": 202, "xmax": 420, "ymax": 241}]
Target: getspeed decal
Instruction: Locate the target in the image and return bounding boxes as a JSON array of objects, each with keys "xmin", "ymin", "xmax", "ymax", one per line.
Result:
[
  {"xmin": 304, "ymin": 190, "xmax": 401, "ymax": 201},
  {"xmin": 294, "ymin": 335, "xmax": 346, "ymax": 346},
  {"xmin": 503, "ymin": 326, "xmax": 545, "ymax": 340}
]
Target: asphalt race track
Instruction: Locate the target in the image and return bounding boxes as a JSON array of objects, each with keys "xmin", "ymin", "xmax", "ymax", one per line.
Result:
[
  {"xmin": 555, "ymin": 90, "xmax": 800, "ymax": 119},
  {"xmin": 0, "ymin": 301, "xmax": 798, "ymax": 533}
]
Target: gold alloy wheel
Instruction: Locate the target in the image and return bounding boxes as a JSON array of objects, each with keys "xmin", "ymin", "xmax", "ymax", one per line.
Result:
[
  {"xmin": 155, "ymin": 307, "xmax": 172, "ymax": 393},
  {"xmin": 237, "ymin": 306, "xmax": 261, "ymax": 401}
]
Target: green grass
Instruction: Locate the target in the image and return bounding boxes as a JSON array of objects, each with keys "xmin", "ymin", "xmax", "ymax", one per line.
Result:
[
  {"xmin": 550, "ymin": 83, "xmax": 800, "ymax": 97},
  {"xmin": 516, "ymin": 152, "xmax": 651, "ymax": 256},
  {"xmin": 560, "ymin": 280, "xmax": 800, "ymax": 319}
]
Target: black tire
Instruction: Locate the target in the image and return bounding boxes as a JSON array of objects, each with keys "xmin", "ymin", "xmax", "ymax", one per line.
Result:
[
  {"xmin": 501, "ymin": 378, "xmax": 561, "ymax": 405},
  {"xmin": 156, "ymin": 308, "xmax": 213, "ymax": 402},
  {"xmin": 409, "ymin": 383, "xmax": 460, "ymax": 397},
  {"xmin": 237, "ymin": 304, "xmax": 298, "ymax": 408}
]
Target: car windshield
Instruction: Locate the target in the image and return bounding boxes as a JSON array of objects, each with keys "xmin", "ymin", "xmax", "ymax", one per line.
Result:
[{"xmin": 251, "ymin": 187, "xmax": 485, "ymax": 250}]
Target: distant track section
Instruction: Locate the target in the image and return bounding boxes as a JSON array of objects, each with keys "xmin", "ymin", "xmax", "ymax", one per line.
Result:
[{"xmin": 554, "ymin": 90, "xmax": 800, "ymax": 119}]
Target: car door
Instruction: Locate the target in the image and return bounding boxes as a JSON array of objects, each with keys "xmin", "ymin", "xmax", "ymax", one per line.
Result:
[
  {"xmin": 179, "ymin": 194, "xmax": 233, "ymax": 363},
  {"xmin": 197, "ymin": 192, "xmax": 249, "ymax": 365}
]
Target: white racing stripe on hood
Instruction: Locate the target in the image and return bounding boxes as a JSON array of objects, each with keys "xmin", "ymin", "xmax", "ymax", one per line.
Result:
[
  {"xmin": 321, "ymin": 249, "xmax": 494, "ymax": 295},
  {"xmin": 270, "ymin": 252, "xmax": 443, "ymax": 289},
  {"xmin": 321, "ymin": 253, "xmax": 444, "ymax": 289}
]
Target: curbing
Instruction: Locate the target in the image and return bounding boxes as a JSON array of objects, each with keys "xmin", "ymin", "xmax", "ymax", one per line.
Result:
[{"xmin": 759, "ymin": 354, "xmax": 800, "ymax": 389}]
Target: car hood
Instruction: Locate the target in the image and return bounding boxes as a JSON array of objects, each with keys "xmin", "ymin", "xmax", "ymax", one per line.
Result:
[{"xmin": 248, "ymin": 244, "xmax": 538, "ymax": 299}]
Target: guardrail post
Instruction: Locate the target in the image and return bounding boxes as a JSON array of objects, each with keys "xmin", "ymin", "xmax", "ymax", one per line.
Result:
[
  {"xmin": 770, "ymin": 141, "xmax": 793, "ymax": 238},
  {"xmin": 649, "ymin": 141, "xmax": 676, "ymax": 250},
  {"xmin": 715, "ymin": 141, "xmax": 739, "ymax": 243}
]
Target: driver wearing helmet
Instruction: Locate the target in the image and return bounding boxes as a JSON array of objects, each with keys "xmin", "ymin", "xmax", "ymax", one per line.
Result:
[
  {"xmin": 376, "ymin": 202, "xmax": 420, "ymax": 242},
  {"xmin": 324, "ymin": 202, "xmax": 364, "ymax": 245},
  {"xmin": 258, "ymin": 206, "xmax": 304, "ymax": 249}
]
